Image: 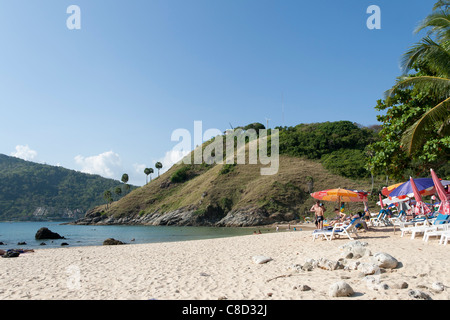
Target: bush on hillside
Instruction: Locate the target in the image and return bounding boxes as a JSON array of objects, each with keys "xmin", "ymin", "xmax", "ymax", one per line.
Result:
[
  {"xmin": 321, "ymin": 149, "xmax": 369, "ymax": 178},
  {"xmin": 219, "ymin": 164, "xmax": 236, "ymax": 175},
  {"xmin": 170, "ymin": 166, "xmax": 191, "ymax": 183},
  {"xmin": 277, "ymin": 121, "xmax": 377, "ymax": 160}
]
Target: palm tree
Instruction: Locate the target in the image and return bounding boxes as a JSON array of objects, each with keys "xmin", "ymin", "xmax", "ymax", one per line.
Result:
[
  {"xmin": 114, "ymin": 186, "xmax": 122, "ymax": 200},
  {"xmin": 121, "ymin": 173, "xmax": 130, "ymax": 194},
  {"xmin": 155, "ymin": 162, "xmax": 163, "ymax": 177},
  {"xmin": 103, "ymin": 190, "xmax": 112, "ymax": 209},
  {"xmin": 385, "ymin": 2, "xmax": 450, "ymax": 155},
  {"xmin": 144, "ymin": 168, "xmax": 150, "ymax": 184},
  {"xmin": 144, "ymin": 168, "xmax": 154, "ymax": 184}
]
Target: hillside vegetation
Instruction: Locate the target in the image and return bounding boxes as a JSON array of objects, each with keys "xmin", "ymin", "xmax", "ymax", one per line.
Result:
[
  {"xmin": 77, "ymin": 121, "xmax": 383, "ymax": 226},
  {"xmin": 0, "ymin": 154, "xmax": 131, "ymax": 221}
]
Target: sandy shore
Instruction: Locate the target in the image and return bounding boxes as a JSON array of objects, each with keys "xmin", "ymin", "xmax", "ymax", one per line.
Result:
[{"xmin": 0, "ymin": 225, "xmax": 449, "ymax": 300}]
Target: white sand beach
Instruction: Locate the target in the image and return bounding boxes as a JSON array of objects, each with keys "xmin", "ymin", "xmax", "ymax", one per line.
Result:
[{"xmin": 1, "ymin": 225, "xmax": 449, "ymax": 300}]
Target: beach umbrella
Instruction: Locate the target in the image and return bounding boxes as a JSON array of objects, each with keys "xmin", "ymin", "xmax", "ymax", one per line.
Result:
[
  {"xmin": 379, "ymin": 194, "xmax": 384, "ymax": 209},
  {"xmin": 409, "ymin": 177, "xmax": 432, "ymax": 216},
  {"xmin": 377, "ymin": 196, "xmax": 410, "ymax": 206},
  {"xmin": 311, "ymin": 188, "xmax": 368, "ymax": 216},
  {"xmin": 430, "ymin": 169, "xmax": 450, "ymax": 215},
  {"xmin": 381, "ymin": 182, "xmax": 403, "ymax": 197},
  {"xmin": 388, "ymin": 178, "xmax": 438, "ymax": 200},
  {"xmin": 311, "ymin": 188, "xmax": 368, "ymax": 203}
]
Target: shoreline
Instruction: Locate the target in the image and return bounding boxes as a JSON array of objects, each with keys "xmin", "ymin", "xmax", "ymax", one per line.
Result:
[
  {"xmin": 2, "ymin": 221, "xmax": 312, "ymax": 250},
  {"xmin": 1, "ymin": 226, "xmax": 449, "ymax": 300}
]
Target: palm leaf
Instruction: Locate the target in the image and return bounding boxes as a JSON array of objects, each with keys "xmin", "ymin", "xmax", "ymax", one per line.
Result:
[
  {"xmin": 415, "ymin": 10, "xmax": 450, "ymax": 42},
  {"xmin": 385, "ymin": 76, "xmax": 450, "ymax": 105},
  {"xmin": 433, "ymin": 0, "xmax": 450, "ymax": 11},
  {"xmin": 401, "ymin": 96, "xmax": 450, "ymax": 155},
  {"xmin": 401, "ymin": 37, "xmax": 450, "ymax": 76}
]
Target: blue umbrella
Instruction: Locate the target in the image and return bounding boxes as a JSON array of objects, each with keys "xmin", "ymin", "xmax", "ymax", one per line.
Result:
[{"xmin": 389, "ymin": 178, "xmax": 437, "ymax": 199}]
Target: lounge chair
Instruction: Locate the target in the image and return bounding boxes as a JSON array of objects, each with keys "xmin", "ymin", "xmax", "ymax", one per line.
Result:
[
  {"xmin": 400, "ymin": 214, "xmax": 450, "ymax": 239},
  {"xmin": 398, "ymin": 216, "xmax": 429, "ymax": 229},
  {"xmin": 370, "ymin": 209, "xmax": 392, "ymax": 227},
  {"xmin": 399, "ymin": 212, "xmax": 437, "ymax": 230},
  {"xmin": 389, "ymin": 210, "xmax": 406, "ymax": 226},
  {"xmin": 312, "ymin": 218, "xmax": 360, "ymax": 241},
  {"xmin": 423, "ymin": 224, "xmax": 450, "ymax": 243},
  {"xmin": 439, "ymin": 230, "xmax": 450, "ymax": 245}
]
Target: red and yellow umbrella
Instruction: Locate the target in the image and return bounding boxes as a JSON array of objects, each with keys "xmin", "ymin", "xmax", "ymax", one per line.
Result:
[
  {"xmin": 311, "ymin": 188, "xmax": 368, "ymax": 203},
  {"xmin": 381, "ymin": 183, "xmax": 403, "ymax": 196}
]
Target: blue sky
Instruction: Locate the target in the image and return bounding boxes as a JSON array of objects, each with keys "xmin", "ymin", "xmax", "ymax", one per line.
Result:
[{"xmin": 0, "ymin": 0, "xmax": 437, "ymax": 185}]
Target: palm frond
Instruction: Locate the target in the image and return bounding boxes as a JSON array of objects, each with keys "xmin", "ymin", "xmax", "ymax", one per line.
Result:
[
  {"xmin": 385, "ymin": 76, "xmax": 450, "ymax": 104},
  {"xmin": 433, "ymin": 0, "xmax": 450, "ymax": 10},
  {"xmin": 401, "ymin": 37, "xmax": 450, "ymax": 76},
  {"xmin": 401, "ymin": 96, "xmax": 450, "ymax": 155},
  {"xmin": 414, "ymin": 10, "xmax": 450, "ymax": 42}
]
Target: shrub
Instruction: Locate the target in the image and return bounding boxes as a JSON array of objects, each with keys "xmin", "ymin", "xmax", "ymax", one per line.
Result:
[
  {"xmin": 170, "ymin": 166, "xmax": 190, "ymax": 183},
  {"xmin": 219, "ymin": 164, "xmax": 236, "ymax": 175},
  {"xmin": 219, "ymin": 197, "xmax": 233, "ymax": 213},
  {"xmin": 321, "ymin": 149, "xmax": 369, "ymax": 178}
]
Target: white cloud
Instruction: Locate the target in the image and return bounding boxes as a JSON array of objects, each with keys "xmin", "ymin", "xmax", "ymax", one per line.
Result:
[
  {"xmin": 74, "ymin": 151, "xmax": 122, "ymax": 179},
  {"xmin": 133, "ymin": 163, "xmax": 146, "ymax": 175},
  {"xmin": 11, "ymin": 145, "xmax": 38, "ymax": 161}
]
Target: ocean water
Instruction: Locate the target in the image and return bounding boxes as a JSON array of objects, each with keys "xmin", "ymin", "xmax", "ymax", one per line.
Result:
[{"xmin": 0, "ymin": 221, "xmax": 264, "ymax": 249}]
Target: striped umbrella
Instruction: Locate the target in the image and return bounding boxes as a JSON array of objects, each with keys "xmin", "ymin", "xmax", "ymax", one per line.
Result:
[
  {"xmin": 388, "ymin": 178, "xmax": 438, "ymax": 200},
  {"xmin": 409, "ymin": 177, "xmax": 432, "ymax": 216},
  {"xmin": 430, "ymin": 169, "xmax": 450, "ymax": 215},
  {"xmin": 311, "ymin": 188, "xmax": 368, "ymax": 203},
  {"xmin": 381, "ymin": 182, "xmax": 403, "ymax": 197}
]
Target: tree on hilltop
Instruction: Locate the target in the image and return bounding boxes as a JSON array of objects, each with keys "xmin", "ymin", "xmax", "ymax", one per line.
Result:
[
  {"xmin": 121, "ymin": 173, "xmax": 130, "ymax": 194},
  {"xmin": 155, "ymin": 162, "xmax": 163, "ymax": 177},
  {"xmin": 144, "ymin": 167, "xmax": 154, "ymax": 184}
]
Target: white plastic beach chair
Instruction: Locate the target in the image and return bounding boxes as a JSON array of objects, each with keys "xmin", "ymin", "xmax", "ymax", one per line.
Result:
[
  {"xmin": 423, "ymin": 224, "xmax": 450, "ymax": 243},
  {"xmin": 400, "ymin": 214, "xmax": 450, "ymax": 239},
  {"xmin": 369, "ymin": 210, "xmax": 388, "ymax": 227},
  {"xmin": 439, "ymin": 230, "xmax": 450, "ymax": 245},
  {"xmin": 312, "ymin": 218, "xmax": 360, "ymax": 242},
  {"xmin": 389, "ymin": 211, "xmax": 406, "ymax": 226},
  {"xmin": 399, "ymin": 215, "xmax": 436, "ymax": 235}
]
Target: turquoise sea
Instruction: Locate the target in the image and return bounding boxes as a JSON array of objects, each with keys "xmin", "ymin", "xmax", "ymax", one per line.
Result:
[{"xmin": 0, "ymin": 221, "xmax": 264, "ymax": 249}]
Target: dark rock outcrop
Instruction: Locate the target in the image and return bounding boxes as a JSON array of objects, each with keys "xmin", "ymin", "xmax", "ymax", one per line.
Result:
[
  {"xmin": 103, "ymin": 238, "xmax": 125, "ymax": 245},
  {"xmin": 72, "ymin": 203, "xmax": 293, "ymax": 227},
  {"xmin": 35, "ymin": 227, "xmax": 65, "ymax": 240}
]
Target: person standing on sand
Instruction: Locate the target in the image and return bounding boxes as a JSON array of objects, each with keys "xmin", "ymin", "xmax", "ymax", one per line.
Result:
[{"xmin": 310, "ymin": 200, "xmax": 325, "ymax": 229}]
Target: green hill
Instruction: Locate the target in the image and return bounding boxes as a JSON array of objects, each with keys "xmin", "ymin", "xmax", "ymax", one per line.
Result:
[
  {"xmin": 75, "ymin": 121, "xmax": 385, "ymax": 227},
  {"xmin": 0, "ymin": 154, "xmax": 132, "ymax": 221}
]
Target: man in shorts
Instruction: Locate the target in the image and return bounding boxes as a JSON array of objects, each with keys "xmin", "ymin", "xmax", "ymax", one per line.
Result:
[{"xmin": 310, "ymin": 200, "xmax": 325, "ymax": 229}]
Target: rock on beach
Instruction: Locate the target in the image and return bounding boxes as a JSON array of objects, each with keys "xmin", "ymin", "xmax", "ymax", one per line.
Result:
[
  {"xmin": 371, "ymin": 252, "xmax": 398, "ymax": 269},
  {"xmin": 252, "ymin": 255, "xmax": 272, "ymax": 264},
  {"xmin": 329, "ymin": 281, "xmax": 354, "ymax": 297}
]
